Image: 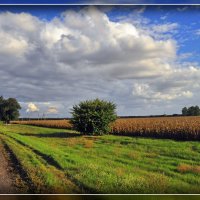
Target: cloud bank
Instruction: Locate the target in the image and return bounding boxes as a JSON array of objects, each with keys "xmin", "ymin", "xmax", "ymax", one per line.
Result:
[{"xmin": 0, "ymin": 6, "xmax": 200, "ymax": 116}]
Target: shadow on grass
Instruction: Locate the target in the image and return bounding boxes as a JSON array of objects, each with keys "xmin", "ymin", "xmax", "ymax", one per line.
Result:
[
  {"xmin": 19, "ymin": 132, "xmax": 82, "ymax": 138},
  {"xmin": 111, "ymin": 132, "xmax": 200, "ymax": 142}
]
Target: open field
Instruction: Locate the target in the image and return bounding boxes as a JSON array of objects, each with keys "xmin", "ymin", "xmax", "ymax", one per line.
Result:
[
  {"xmin": 13, "ymin": 116, "xmax": 200, "ymax": 140},
  {"xmin": 12, "ymin": 120, "xmax": 73, "ymax": 130},
  {"xmin": 0, "ymin": 123, "xmax": 200, "ymax": 193}
]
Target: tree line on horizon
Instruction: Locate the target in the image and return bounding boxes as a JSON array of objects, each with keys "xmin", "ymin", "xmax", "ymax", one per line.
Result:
[{"xmin": 182, "ymin": 106, "xmax": 200, "ymax": 116}]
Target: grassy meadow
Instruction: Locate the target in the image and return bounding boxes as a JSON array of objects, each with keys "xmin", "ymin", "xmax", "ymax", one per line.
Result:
[{"xmin": 0, "ymin": 123, "xmax": 200, "ymax": 194}]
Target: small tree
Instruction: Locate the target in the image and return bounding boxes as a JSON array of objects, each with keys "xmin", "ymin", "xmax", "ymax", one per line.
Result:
[
  {"xmin": 71, "ymin": 98, "xmax": 117, "ymax": 135},
  {"xmin": 0, "ymin": 96, "xmax": 21, "ymax": 124}
]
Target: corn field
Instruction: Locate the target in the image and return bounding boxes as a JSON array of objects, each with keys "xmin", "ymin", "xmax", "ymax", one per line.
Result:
[
  {"xmin": 12, "ymin": 116, "xmax": 200, "ymax": 140},
  {"xmin": 12, "ymin": 120, "xmax": 73, "ymax": 129},
  {"xmin": 111, "ymin": 117, "xmax": 200, "ymax": 140}
]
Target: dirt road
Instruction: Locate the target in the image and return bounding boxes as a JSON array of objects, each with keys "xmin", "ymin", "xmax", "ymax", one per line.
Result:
[{"xmin": 0, "ymin": 140, "xmax": 16, "ymax": 193}]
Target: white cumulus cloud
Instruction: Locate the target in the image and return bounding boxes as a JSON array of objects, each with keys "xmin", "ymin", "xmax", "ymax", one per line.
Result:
[{"xmin": 26, "ymin": 103, "xmax": 39, "ymax": 112}]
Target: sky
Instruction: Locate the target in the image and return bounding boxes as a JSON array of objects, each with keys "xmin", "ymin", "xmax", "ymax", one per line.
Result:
[
  {"xmin": 1, "ymin": 5, "xmax": 200, "ymax": 118},
  {"xmin": 1, "ymin": 0, "xmax": 200, "ymax": 4}
]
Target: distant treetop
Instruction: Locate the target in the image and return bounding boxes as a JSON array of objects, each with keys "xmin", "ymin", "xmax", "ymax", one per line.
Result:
[{"xmin": 182, "ymin": 106, "xmax": 200, "ymax": 116}]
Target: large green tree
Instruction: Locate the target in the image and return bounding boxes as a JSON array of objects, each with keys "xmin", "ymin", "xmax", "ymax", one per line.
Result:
[
  {"xmin": 0, "ymin": 96, "xmax": 21, "ymax": 123},
  {"xmin": 71, "ymin": 98, "xmax": 117, "ymax": 135}
]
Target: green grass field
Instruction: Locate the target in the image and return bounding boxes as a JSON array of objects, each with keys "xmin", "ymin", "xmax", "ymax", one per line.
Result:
[{"xmin": 0, "ymin": 124, "xmax": 200, "ymax": 194}]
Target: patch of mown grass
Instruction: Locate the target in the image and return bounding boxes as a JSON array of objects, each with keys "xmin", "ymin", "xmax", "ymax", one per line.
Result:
[{"xmin": 0, "ymin": 124, "xmax": 200, "ymax": 193}]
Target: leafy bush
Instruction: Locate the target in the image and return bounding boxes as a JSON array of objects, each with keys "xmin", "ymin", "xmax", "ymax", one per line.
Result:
[{"xmin": 71, "ymin": 98, "xmax": 117, "ymax": 135}]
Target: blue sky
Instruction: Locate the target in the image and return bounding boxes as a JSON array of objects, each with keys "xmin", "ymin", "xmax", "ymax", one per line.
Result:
[
  {"xmin": 0, "ymin": 5, "xmax": 200, "ymax": 117},
  {"xmin": 110, "ymin": 6, "xmax": 200, "ymax": 63}
]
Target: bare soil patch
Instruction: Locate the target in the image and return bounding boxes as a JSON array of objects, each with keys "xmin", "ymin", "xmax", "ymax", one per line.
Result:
[{"xmin": 0, "ymin": 139, "xmax": 28, "ymax": 194}]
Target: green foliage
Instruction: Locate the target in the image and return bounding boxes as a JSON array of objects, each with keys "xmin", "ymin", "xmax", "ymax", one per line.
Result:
[
  {"xmin": 0, "ymin": 96, "xmax": 21, "ymax": 123},
  {"xmin": 71, "ymin": 98, "xmax": 117, "ymax": 135},
  {"xmin": 182, "ymin": 106, "xmax": 200, "ymax": 116},
  {"xmin": 182, "ymin": 107, "xmax": 188, "ymax": 116}
]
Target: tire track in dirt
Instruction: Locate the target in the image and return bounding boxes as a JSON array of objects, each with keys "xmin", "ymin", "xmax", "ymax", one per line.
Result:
[{"xmin": 0, "ymin": 139, "xmax": 17, "ymax": 193}]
